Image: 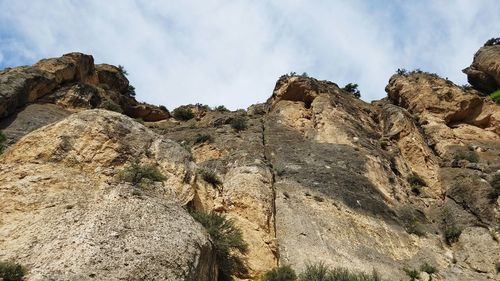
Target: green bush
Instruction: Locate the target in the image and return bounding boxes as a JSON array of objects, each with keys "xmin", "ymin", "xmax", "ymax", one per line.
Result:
[
  {"xmin": 378, "ymin": 139, "xmax": 388, "ymax": 149},
  {"xmin": 298, "ymin": 263, "xmax": 381, "ymax": 281},
  {"xmin": 190, "ymin": 211, "xmax": 248, "ymax": 281},
  {"xmin": 199, "ymin": 169, "xmax": 222, "ymax": 187},
  {"xmin": 118, "ymin": 65, "xmax": 128, "ymax": 76},
  {"xmin": 215, "ymin": 105, "xmax": 230, "ymax": 112},
  {"xmin": 172, "ymin": 107, "xmax": 195, "ymax": 121},
  {"xmin": 342, "ymin": 83, "xmax": 361, "ymax": 98},
  {"xmin": 118, "ymin": 160, "xmax": 166, "ymax": 187},
  {"xmin": 261, "ymin": 265, "xmax": 297, "ymax": 281},
  {"xmin": 444, "ymin": 225, "xmax": 462, "ymax": 245},
  {"xmin": 403, "ymin": 268, "xmax": 418, "ymax": 281},
  {"xmin": 441, "ymin": 207, "xmax": 462, "ymax": 245},
  {"xmin": 126, "ymin": 85, "xmax": 136, "ymax": 97},
  {"xmin": 420, "ymin": 262, "xmax": 437, "ymax": 274},
  {"xmin": 0, "ymin": 261, "xmax": 26, "ymax": 281},
  {"xmin": 101, "ymin": 100, "xmax": 123, "ymax": 113},
  {"xmin": 0, "ymin": 131, "xmax": 6, "ymax": 153},
  {"xmin": 489, "ymin": 174, "xmax": 500, "ymax": 201},
  {"xmin": 490, "ymin": 89, "xmax": 500, "ymax": 104},
  {"xmin": 484, "ymin": 37, "xmax": 500, "ymax": 46},
  {"xmin": 194, "ymin": 134, "xmax": 213, "ymax": 145},
  {"xmin": 407, "ymin": 174, "xmax": 425, "ymax": 195},
  {"xmin": 230, "ymin": 117, "xmax": 247, "ymax": 132},
  {"xmin": 396, "ymin": 68, "xmax": 408, "ymax": 75},
  {"xmin": 454, "ymin": 151, "xmax": 478, "ymax": 163}
]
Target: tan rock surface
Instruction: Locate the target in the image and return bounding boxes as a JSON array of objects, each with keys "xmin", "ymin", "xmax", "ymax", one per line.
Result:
[
  {"xmin": 0, "ymin": 110, "xmax": 216, "ymax": 281},
  {"xmin": 463, "ymin": 44, "xmax": 500, "ymax": 93}
]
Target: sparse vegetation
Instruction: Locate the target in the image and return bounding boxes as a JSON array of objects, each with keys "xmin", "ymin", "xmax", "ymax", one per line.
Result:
[
  {"xmin": 407, "ymin": 174, "xmax": 425, "ymax": 195},
  {"xmin": 198, "ymin": 169, "xmax": 222, "ymax": 187},
  {"xmin": 190, "ymin": 210, "xmax": 248, "ymax": 281},
  {"xmin": 488, "ymin": 174, "xmax": 500, "ymax": 201},
  {"xmin": 126, "ymin": 85, "xmax": 136, "ymax": 97},
  {"xmin": 453, "ymin": 151, "xmax": 479, "ymax": 163},
  {"xmin": 172, "ymin": 106, "xmax": 195, "ymax": 121},
  {"xmin": 420, "ymin": 262, "xmax": 437, "ymax": 274},
  {"xmin": 444, "ymin": 225, "xmax": 462, "ymax": 245},
  {"xmin": 261, "ymin": 265, "xmax": 297, "ymax": 281},
  {"xmin": 0, "ymin": 261, "xmax": 26, "ymax": 281},
  {"xmin": 118, "ymin": 65, "xmax": 128, "ymax": 76},
  {"xmin": 101, "ymin": 100, "xmax": 123, "ymax": 113},
  {"xmin": 484, "ymin": 37, "xmax": 500, "ymax": 46},
  {"xmin": 230, "ymin": 116, "xmax": 247, "ymax": 132},
  {"xmin": 158, "ymin": 105, "xmax": 168, "ymax": 112},
  {"xmin": 215, "ymin": 105, "xmax": 230, "ymax": 112},
  {"xmin": 301, "ymin": 72, "xmax": 308, "ymax": 77},
  {"xmin": 403, "ymin": 268, "xmax": 419, "ymax": 281},
  {"xmin": 118, "ymin": 160, "xmax": 166, "ymax": 187},
  {"xmin": 396, "ymin": 68, "xmax": 408, "ymax": 75},
  {"xmin": 195, "ymin": 103, "xmax": 211, "ymax": 112},
  {"xmin": 378, "ymin": 138, "xmax": 388, "ymax": 149},
  {"xmin": 441, "ymin": 207, "xmax": 462, "ymax": 245},
  {"xmin": 342, "ymin": 83, "xmax": 361, "ymax": 98},
  {"xmin": 0, "ymin": 131, "xmax": 6, "ymax": 153},
  {"xmin": 193, "ymin": 134, "xmax": 213, "ymax": 145},
  {"xmin": 399, "ymin": 206, "xmax": 425, "ymax": 236},
  {"xmin": 490, "ymin": 89, "xmax": 500, "ymax": 104},
  {"xmin": 299, "ymin": 263, "xmax": 382, "ymax": 281}
]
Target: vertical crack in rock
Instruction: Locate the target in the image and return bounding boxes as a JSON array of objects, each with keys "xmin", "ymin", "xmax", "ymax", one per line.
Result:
[{"xmin": 260, "ymin": 117, "xmax": 279, "ymax": 265}]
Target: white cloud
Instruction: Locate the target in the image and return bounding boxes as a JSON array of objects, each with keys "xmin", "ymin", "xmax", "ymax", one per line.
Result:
[{"xmin": 0, "ymin": 0, "xmax": 499, "ymax": 109}]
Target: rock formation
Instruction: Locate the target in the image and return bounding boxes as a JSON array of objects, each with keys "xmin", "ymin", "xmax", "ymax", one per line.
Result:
[
  {"xmin": 0, "ymin": 43, "xmax": 499, "ymax": 281},
  {"xmin": 463, "ymin": 41, "xmax": 500, "ymax": 94}
]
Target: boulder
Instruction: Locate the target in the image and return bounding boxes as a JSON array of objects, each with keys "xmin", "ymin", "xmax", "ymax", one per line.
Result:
[
  {"xmin": 463, "ymin": 44, "xmax": 500, "ymax": 93},
  {"xmin": 34, "ymin": 52, "xmax": 97, "ymax": 84},
  {"xmin": 0, "ymin": 110, "xmax": 217, "ymax": 280},
  {"xmin": 126, "ymin": 104, "xmax": 170, "ymax": 122},
  {"xmin": 95, "ymin": 64, "xmax": 129, "ymax": 93}
]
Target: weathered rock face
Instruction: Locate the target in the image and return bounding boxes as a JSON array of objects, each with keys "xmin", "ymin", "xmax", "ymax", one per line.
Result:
[
  {"xmin": 159, "ymin": 110, "xmax": 278, "ymax": 278},
  {"xmin": 1, "ymin": 44, "xmax": 499, "ymax": 281},
  {"xmin": 126, "ymin": 104, "xmax": 171, "ymax": 122},
  {"xmin": 463, "ymin": 43, "xmax": 500, "ymax": 93},
  {"xmin": 95, "ymin": 64, "xmax": 129, "ymax": 93},
  {"xmin": 0, "ymin": 53, "xmax": 169, "ymax": 138},
  {"xmin": 386, "ymin": 72, "xmax": 499, "ymax": 155},
  {"xmin": 0, "ymin": 110, "xmax": 217, "ymax": 281}
]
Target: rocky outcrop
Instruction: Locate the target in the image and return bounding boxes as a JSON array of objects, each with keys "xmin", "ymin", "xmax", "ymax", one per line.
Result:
[
  {"xmin": 386, "ymin": 72, "xmax": 499, "ymax": 156},
  {"xmin": 463, "ymin": 43, "xmax": 500, "ymax": 93},
  {"xmin": 126, "ymin": 104, "xmax": 170, "ymax": 122},
  {"xmin": 0, "ymin": 110, "xmax": 216, "ymax": 281},
  {"xmin": 0, "ymin": 53, "xmax": 169, "ymax": 138},
  {"xmin": 95, "ymin": 64, "xmax": 129, "ymax": 93}
]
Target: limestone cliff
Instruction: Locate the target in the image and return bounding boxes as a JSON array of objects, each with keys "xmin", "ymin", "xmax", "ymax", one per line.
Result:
[{"xmin": 0, "ymin": 43, "xmax": 499, "ymax": 281}]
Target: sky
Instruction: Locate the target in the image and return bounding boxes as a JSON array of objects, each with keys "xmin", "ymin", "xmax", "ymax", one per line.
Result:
[{"xmin": 0, "ymin": 1, "xmax": 499, "ymax": 110}]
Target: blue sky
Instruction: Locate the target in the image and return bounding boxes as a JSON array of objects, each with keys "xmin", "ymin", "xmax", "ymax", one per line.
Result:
[{"xmin": 1, "ymin": 0, "xmax": 499, "ymax": 110}]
